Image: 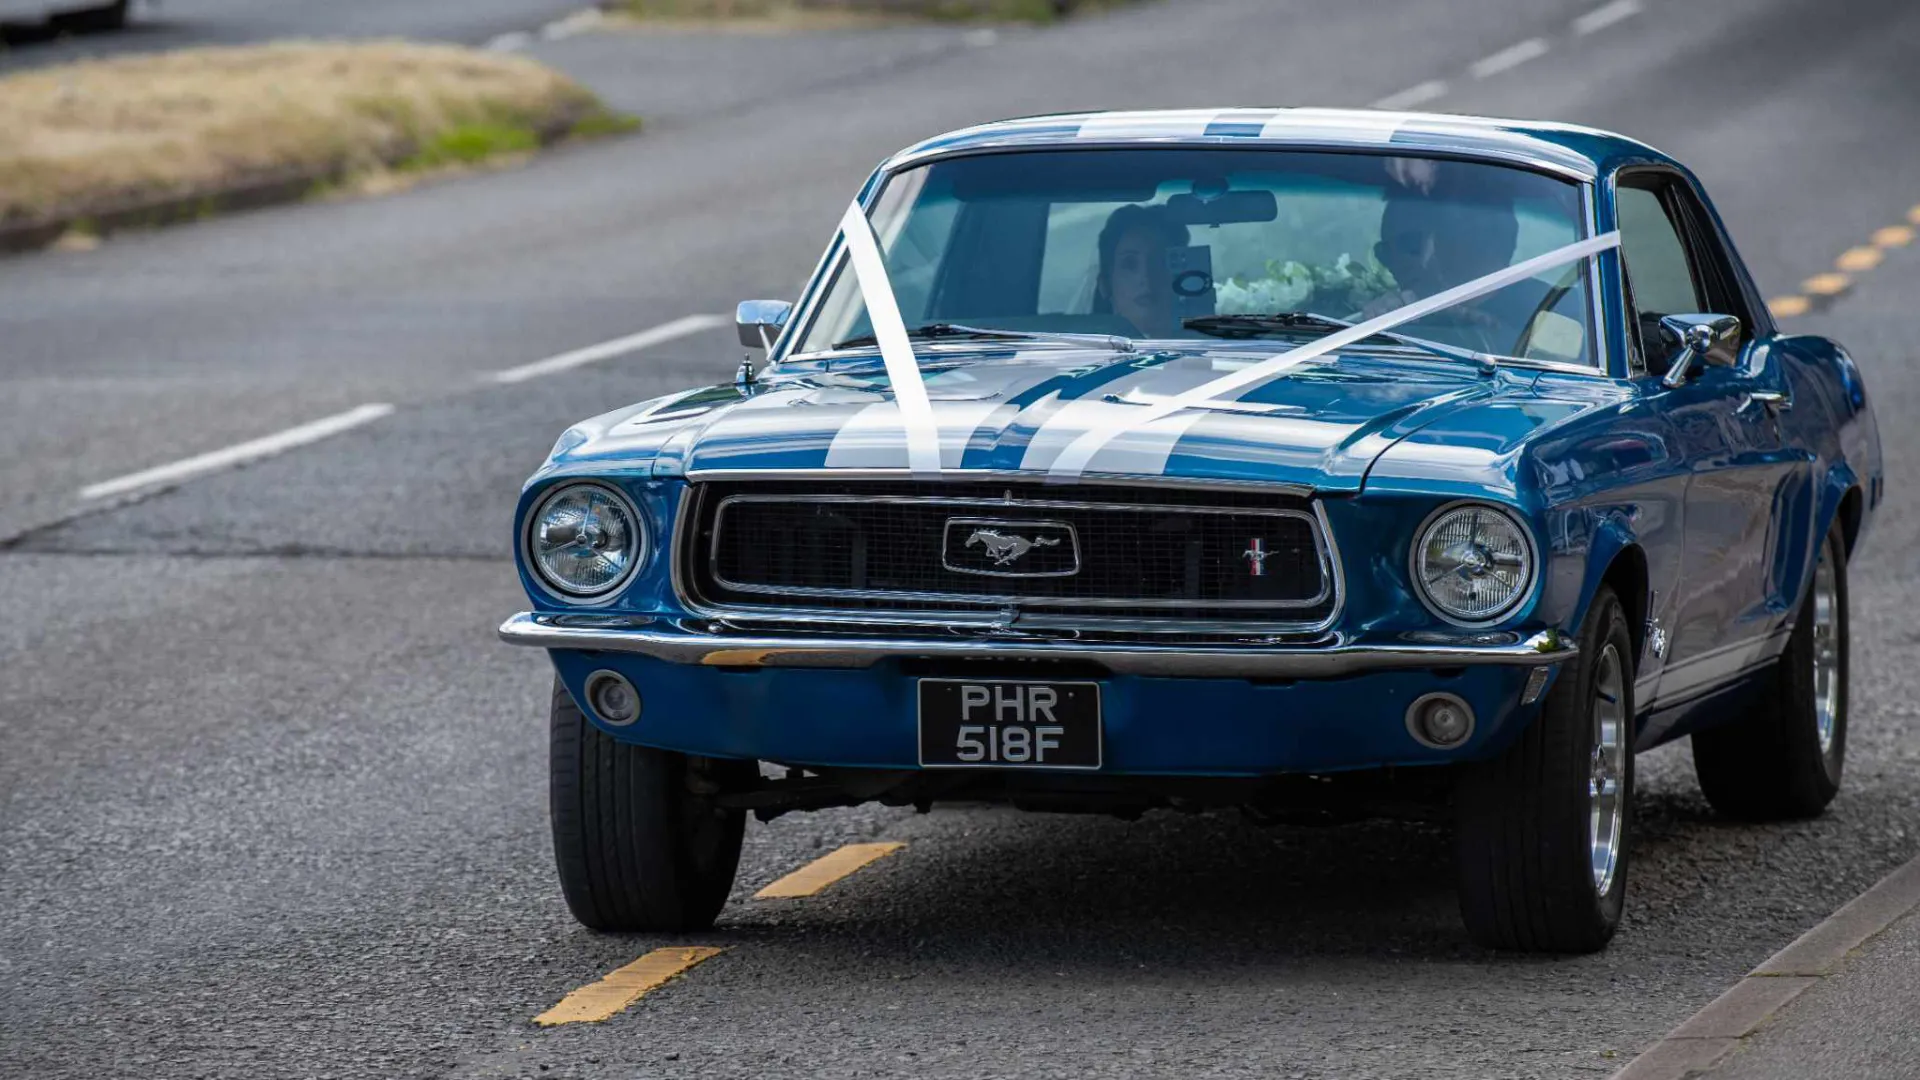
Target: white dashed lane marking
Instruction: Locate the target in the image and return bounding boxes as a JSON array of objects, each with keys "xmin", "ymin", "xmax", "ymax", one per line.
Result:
[
  {"xmin": 75, "ymin": 311, "xmax": 723, "ymax": 501},
  {"xmin": 1574, "ymin": 0, "xmax": 1642, "ymax": 36},
  {"xmin": 1470, "ymin": 37, "xmax": 1550, "ymax": 79},
  {"xmin": 1369, "ymin": 0, "xmax": 1641, "ymax": 112},
  {"xmin": 78, "ymin": 403, "xmax": 395, "ymax": 501},
  {"xmin": 487, "ymin": 313, "xmax": 728, "ymax": 384},
  {"xmin": 1370, "ymin": 79, "xmax": 1449, "ymax": 110}
]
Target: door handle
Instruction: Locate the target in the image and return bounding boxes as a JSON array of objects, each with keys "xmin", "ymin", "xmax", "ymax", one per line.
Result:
[{"xmin": 1739, "ymin": 389, "xmax": 1791, "ymax": 415}]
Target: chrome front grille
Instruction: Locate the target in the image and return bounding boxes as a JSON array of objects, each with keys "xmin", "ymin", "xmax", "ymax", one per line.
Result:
[{"xmin": 677, "ymin": 480, "xmax": 1339, "ymax": 629}]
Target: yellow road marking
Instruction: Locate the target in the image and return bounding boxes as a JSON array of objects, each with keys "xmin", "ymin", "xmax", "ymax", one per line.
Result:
[
  {"xmin": 1802, "ymin": 272, "xmax": 1851, "ymax": 297},
  {"xmin": 534, "ymin": 947, "xmax": 725, "ymax": 1026},
  {"xmin": 1769, "ymin": 295, "xmax": 1812, "ymax": 318},
  {"xmin": 1872, "ymin": 225, "xmax": 1914, "ymax": 248},
  {"xmin": 1835, "ymin": 246, "xmax": 1883, "ymax": 272},
  {"xmin": 755, "ymin": 842, "xmax": 904, "ymax": 899}
]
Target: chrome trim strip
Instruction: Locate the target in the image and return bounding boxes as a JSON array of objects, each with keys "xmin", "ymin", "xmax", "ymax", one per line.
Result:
[
  {"xmin": 780, "ymin": 144, "xmax": 1596, "ymax": 371},
  {"xmin": 682, "ymin": 467, "xmax": 1318, "ymax": 498},
  {"xmin": 1580, "ymin": 180, "xmax": 1615, "ymax": 378},
  {"xmin": 1648, "ymin": 627, "xmax": 1793, "ymax": 704},
  {"xmin": 499, "ymin": 614, "xmax": 1576, "ymax": 680},
  {"xmin": 673, "ymin": 485, "xmax": 1348, "ymax": 634},
  {"xmin": 695, "ymin": 490, "xmax": 1335, "ymax": 614}
]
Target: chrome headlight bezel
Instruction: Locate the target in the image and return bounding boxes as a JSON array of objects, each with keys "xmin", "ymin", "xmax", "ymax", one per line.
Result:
[
  {"xmin": 1409, "ymin": 500, "xmax": 1538, "ymax": 627},
  {"xmin": 523, "ymin": 480, "xmax": 648, "ymax": 604}
]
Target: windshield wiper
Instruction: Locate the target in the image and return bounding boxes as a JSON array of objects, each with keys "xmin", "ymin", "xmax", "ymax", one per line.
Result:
[
  {"xmin": 1183, "ymin": 312, "xmax": 1500, "ymax": 374},
  {"xmin": 833, "ymin": 322, "xmax": 1129, "ymax": 352}
]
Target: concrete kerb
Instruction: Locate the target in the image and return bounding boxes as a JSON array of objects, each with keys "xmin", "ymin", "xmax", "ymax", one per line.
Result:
[{"xmin": 1612, "ymin": 853, "xmax": 1920, "ymax": 1080}]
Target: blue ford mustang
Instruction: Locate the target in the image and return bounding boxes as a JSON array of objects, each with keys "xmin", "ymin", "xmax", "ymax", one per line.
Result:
[{"xmin": 501, "ymin": 109, "xmax": 1882, "ymax": 952}]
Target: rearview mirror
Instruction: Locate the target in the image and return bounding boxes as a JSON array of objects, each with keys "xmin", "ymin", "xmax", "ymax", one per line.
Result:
[
  {"xmin": 736, "ymin": 299, "xmax": 793, "ymax": 349},
  {"xmin": 1658, "ymin": 313, "xmax": 1742, "ymax": 388},
  {"xmin": 1164, "ymin": 189, "xmax": 1279, "ymax": 226}
]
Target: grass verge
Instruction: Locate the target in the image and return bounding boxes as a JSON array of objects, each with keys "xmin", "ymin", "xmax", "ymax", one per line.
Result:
[{"xmin": 0, "ymin": 41, "xmax": 636, "ymax": 251}]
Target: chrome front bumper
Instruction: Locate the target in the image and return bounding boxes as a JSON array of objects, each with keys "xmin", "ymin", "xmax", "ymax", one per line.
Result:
[{"xmin": 498, "ymin": 613, "xmax": 1576, "ymax": 680}]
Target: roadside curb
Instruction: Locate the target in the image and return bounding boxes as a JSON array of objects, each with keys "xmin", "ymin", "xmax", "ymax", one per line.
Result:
[
  {"xmin": 1612, "ymin": 852, "xmax": 1920, "ymax": 1080},
  {"xmin": 0, "ymin": 109, "xmax": 597, "ymax": 257}
]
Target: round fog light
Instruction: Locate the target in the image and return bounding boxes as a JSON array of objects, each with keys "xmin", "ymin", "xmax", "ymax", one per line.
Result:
[
  {"xmin": 584, "ymin": 671, "xmax": 641, "ymax": 726},
  {"xmin": 1407, "ymin": 692, "xmax": 1475, "ymax": 749}
]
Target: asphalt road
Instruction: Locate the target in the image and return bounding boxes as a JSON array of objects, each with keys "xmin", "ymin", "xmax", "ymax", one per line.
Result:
[
  {"xmin": 4, "ymin": 0, "xmax": 1920, "ymax": 1077},
  {"xmin": 0, "ymin": 0, "xmax": 593, "ymax": 68}
]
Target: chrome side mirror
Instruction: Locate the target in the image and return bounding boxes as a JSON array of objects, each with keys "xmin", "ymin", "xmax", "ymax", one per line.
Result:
[
  {"xmin": 1658, "ymin": 313, "xmax": 1743, "ymax": 388},
  {"xmin": 736, "ymin": 300, "xmax": 793, "ymax": 350}
]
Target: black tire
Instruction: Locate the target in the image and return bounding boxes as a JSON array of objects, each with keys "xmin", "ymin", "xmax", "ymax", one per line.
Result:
[
  {"xmin": 1693, "ymin": 522, "xmax": 1848, "ymax": 820},
  {"xmin": 549, "ymin": 676, "xmax": 751, "ymax": 932},
  {"xmin": 1455, "ymin": 586, "xmax": 1635, "ymax": 953}
]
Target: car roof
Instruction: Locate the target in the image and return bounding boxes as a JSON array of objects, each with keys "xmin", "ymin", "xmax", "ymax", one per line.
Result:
[{"xmin": 884, "ymin": 108, "xmax": 1676, "ymax": 182}]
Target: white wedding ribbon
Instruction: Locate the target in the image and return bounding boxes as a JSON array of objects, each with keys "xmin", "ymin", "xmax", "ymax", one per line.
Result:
[
  {"xmin": 837, "ymin": 201, "xmax": 943, "ymax": 478},
  {"xmin": 1043, "ymin": 229, "xmax": 1622, "ymax": 479},
  {"xmin": 834, "ymin": 191, "xmax": 1619, "ymax": 482}
]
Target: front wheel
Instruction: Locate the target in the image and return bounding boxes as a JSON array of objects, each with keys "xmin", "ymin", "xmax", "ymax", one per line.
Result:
[
  {"xmin": 1454, "ymin": 586, "xmax": 1635, "ymax": 953},
  {"xmin": 1693, "ymin": 521, "xmax": 1849, "ymax": 820},
  {"xmin": 548, "ymin": 677, "xmax": 752, "ymax": 932}
]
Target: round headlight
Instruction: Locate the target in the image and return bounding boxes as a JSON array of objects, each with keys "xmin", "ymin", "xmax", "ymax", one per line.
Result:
[
  {"xmin": 1412, "ymin": 503, "xmax": 1535, "ymax": 624},
  {"xmin": 528, "ymin": 482, "xmax": 645, "ymax": 599}
]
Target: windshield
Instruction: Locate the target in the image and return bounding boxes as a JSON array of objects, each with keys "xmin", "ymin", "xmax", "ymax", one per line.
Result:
[{"xmin": 793, "ymin": 147, "xmax": 1596, "ymax": 366}]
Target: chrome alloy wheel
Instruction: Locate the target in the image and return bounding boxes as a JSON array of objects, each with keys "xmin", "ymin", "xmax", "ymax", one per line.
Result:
[
  {"xmin": 1812, "ymin": 542, "xmax": 1842, "ymax": 757},
  {"xmin": 1588, "ymin": 642, "xmax": 1628, "ymax": 896}
]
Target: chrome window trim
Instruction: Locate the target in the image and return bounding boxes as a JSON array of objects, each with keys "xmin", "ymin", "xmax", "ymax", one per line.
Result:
[
  {"xmin": 777, "ymin": 146, "xmax": 1603, "ymax": 370},
  {"xmin": 673, "ymin": 485, "xmax": 1348, "ymax": 634},
  {"xmin": 701, "ymin": 492, "xmax": 1333, "ymax": 611},
  {"xmin": 1579, "ymin": 180, "xmax": 1616, "ymax": 379},
  {"xmin": 778, "ymin": 246, "xmax": 848, "ymax": 365},
  {"xmin": 882, "ymin": 141, "xmax": 1596, "ymax": 184}
]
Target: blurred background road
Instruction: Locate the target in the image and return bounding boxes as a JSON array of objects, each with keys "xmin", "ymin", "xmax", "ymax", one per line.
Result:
[
  {"xmin": 0, "ymin": 0, "xmax": 592, "ymax": 66},
  {"xmin": 3, "ymin": 1, "xmax": 1919, "ymax": 1077}
]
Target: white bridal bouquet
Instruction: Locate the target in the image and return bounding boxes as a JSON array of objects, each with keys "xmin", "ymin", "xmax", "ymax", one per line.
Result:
[{"xmin": 1214, "ymin": 253, "xmax": 1399, "ymax": 316}]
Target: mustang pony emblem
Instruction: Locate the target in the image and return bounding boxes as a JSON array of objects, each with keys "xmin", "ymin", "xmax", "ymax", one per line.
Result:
[
  {"xmin": 966, "ymin": 528, "xmax": 1061, "ymax": 566},
  {"xmin": 1243, "ymin": 538, "xmax": 1272, "ymax": 577}
]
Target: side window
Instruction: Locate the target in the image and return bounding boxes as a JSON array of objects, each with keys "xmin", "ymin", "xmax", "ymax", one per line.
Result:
[
  {"xmin": 1616, "ymin": 184, "xmax": 1703, "ymax": 351},
  {"xmin": 1663, "ymin": 182, "xmax": 1755, "ymax": 338}
]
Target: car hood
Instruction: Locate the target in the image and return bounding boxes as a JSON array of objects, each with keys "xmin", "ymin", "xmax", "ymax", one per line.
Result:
[{"xmin": 543, "ymin": 345, "xmax": 1537, "ymax": 493}]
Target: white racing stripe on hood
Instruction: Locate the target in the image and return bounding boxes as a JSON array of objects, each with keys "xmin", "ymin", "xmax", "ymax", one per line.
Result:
[
  {"xmin": 837, "ymin": 201, "xmax": 942, "ymax": 477},
  {"xmin": 1015, "ymin": 351, "xmax": 1260, "ymax": 475},
  {"xmin": 825, "ymin": 399, "xmax": 1016, "ymax": 469},
  {"xmin": 1044, "ymin": 230, "xmax": 1623, "ymax": 480},
  {"xmin": 1017, "ymin": 396, "xmax": 1208, "ymax": 475}
]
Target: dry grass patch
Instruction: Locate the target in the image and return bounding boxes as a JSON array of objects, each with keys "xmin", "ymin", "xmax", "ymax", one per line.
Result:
[{"xmin": 0, "ymin": 41, "xmax": 626, "ymax": 233}]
